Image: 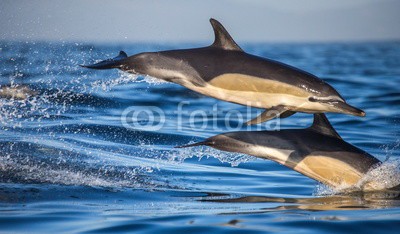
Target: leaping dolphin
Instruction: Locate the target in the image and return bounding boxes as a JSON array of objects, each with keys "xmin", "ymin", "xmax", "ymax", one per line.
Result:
[
  {"xmin": 177, "ymin": 114, "xmax": 382, "ymax": 191},
  {"xmin": 82, "ymin": 19, "xmax": 365, "ymax": 124}
]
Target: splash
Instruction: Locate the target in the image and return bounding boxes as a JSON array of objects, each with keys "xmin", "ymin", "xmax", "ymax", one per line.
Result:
[
  {"xmin": 0, "ymin": 139, "xmax": 253, "ymax": 189},
  {"xmin": 356, "ymin": 159, "xmax": 400, "ymax": 191},
  {"xmin": 1, "ymin": 85, "xmax": 51, "ymax": 127},
  {"xmin": 314, "ymin": 158, "xmax": 400, "ymax": 196},
  {"xmin": 121, "ymin": 140, "xmax": 254, "ymax": 168},
  {"xmin": 90, "ymin": 71, "xmax": 140, "ymax": 91},
  {"xmin": 142, "ymin": 75, "xmax": 168, "ymax": 85},
  {"xmin": 381, "ymin": 140, "xmax": 400, "ymax": 161},
  {"xmin": 1, "ymin": 70, "xmax": 165, "ymax": 128},
  {"xmin": 0, "ymin": 84, "xmax": 75, "ymax": 128},
  {"xmin": 90, "ymin": 72, "xmax": 166, "ymax": 91},
  {"xmin": 0, "ymin": 150, "xmax": 161, "ymax": 188},
  {"xmin": 170, "ymin": 142, "xmax": 254, "ymax": 167}
]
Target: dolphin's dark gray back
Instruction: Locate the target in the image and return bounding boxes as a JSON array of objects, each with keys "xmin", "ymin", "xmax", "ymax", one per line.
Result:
[{"xmin": 158, "ymin": 47, "xmax": 334, "ymax": 97}]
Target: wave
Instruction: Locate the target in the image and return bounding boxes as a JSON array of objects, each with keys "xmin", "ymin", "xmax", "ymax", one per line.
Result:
[{"xmin": 0, "ymin": 139, "xmax": 253, "ymax": 188}]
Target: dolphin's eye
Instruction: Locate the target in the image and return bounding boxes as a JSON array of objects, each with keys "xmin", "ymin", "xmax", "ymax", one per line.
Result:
[{"xmin": 309, "ymin": 96, "xmax": 318, "ymax": 102}]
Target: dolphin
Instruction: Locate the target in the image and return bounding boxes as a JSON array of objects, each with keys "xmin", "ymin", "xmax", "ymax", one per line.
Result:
[
  {"xmin": 0, "ymin": 84, "xmax": 36, "ymax": 100},
  {"xmin": 177, "ymin": 114, "xmax": 382, "ymax": 191},
  {"xmin": 81, "ymin": 18, "xmax": 365, "ymax": 124}
]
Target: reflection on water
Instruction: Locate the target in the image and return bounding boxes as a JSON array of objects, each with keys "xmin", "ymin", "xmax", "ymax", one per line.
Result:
[{"xmin": 200, "ymin": 188, "xmax": 400, "ymax": 213}]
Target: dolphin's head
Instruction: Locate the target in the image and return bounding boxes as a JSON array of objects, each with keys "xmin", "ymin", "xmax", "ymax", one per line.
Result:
[{"xmin": 307, "ymin": 82, "xmax": 365, "ymax": 117}]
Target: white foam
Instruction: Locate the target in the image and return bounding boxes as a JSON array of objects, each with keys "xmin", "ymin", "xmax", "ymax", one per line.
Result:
[
  {"xmin": 143, "ymin": 75, "xmax": 168, "ymax": 85},
  {"xmin": 356, "ymin": 159, "xmax": 400, "ymax": 191},
  {"xmin": 171, "ymin": 143, "xmax": 255, "ymax": 167},
  {"xmin": 90, "ymin": 72, "xmax": 166, "ymax": 91},
  {"xmin": 1, "ymin": 70, "xmax": 166, "ymax": 128},
  {"xmin": 0, "ymin": 154, "xmax": 155, "ymax": 188},
  {"xmin": 90, "ymin": 71, "xmax": 140, "ymax": 91},
  {"xmin": 314, "ymin": 158, "xmax": 400, "ymax": 196}
]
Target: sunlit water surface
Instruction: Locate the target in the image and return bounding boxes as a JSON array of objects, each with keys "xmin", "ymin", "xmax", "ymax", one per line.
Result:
[{"xmin": 0, "ymin": 41, "xmax": 399, "ymax": 233}]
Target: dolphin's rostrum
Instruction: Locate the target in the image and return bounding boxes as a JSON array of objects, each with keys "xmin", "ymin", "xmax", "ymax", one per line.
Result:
[
  {"xmin": 177, "ymin": 114, "xmax": 382, "ymax": 191},
  {"xmin": 82, "ymin": 18, "xmax": 365, "ymax": 124}
]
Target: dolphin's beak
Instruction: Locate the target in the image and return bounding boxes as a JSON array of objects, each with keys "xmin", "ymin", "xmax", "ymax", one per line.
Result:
[{"xmin": 329, "ymin": 101, "xmax": 366, "ymax": 117}]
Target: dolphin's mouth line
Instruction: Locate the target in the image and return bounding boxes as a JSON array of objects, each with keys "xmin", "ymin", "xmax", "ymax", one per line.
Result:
[
  {"xmin": 308, "ymin": 96, "xmax": 365, "ymax": 116},
  {"xmin": 327, "ymin": 102, "xmax": 364, "ymax": 114},
  {"xmin": 308, "ymin": 96, "xmax": 344, "ymax": 103}
]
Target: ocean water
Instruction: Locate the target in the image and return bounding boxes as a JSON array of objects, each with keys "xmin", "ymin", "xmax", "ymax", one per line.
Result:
[{"xmin": 0, "ymin": 41, "xmax": 399, "ymax": 233}]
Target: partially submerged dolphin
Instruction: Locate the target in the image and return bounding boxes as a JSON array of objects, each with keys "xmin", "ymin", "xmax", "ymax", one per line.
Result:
[
  {"xmin": 177, "ymin": 114, "xmax": 382, "ymax": 191},
  {"xmin": 0, "ymin": 84, "xmax": 36, "ymax": 100},
  {"xmin": 82, "ymin": 18, "xmax": 365, "ymax": 124}
]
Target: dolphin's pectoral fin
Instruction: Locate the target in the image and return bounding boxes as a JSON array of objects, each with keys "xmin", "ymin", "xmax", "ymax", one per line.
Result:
[
  {"xmin": 189, "ymin": 76, "xmax": 207, "ymax": 87},
  {"xmin": 279, "ymin": 110, "xmax": 296, "ymax": 119},
  {"xmin": 245, "ymin": 109, "xmax": 274, "ymax": 125},
  {"xmin": 245, "ymin": 106, "xmax": 291, "ymax": 125},
  {"xmin": 80, "ymin": 51, "xmax": 128, "ymax": 70},
  {"xmin": 172, "ymin": 75, "xmax": 206, "ymax": 87}
]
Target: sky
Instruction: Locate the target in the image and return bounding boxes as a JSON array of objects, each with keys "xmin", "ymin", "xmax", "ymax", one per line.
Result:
[{"xmin": 1, "ymin": 0, "xmax": 400, "ymax": 43}]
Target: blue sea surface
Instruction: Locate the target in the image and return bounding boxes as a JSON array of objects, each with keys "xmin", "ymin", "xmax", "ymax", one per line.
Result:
[{"xmin": 0, "ymin": 41, "xmax": 399, "ymax": 233}]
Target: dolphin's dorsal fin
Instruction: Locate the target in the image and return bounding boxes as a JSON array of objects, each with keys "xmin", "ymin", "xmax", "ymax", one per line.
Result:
[
  {"xmin": 310, "ymin": 114, "xmax": 342, "ymax": 139},
  {"xmin": 210, "ymin": 18, "xmax": 243, "ymax": 51}
]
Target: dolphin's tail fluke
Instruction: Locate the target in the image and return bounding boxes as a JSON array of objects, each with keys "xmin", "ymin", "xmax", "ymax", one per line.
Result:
[
  {"xmin": 80, "ymin": 51, "xmax": 128, "ymax": 69},
  {"xmin": 175, "ymin": 140, "xmax": 212, "ymax": 148}
]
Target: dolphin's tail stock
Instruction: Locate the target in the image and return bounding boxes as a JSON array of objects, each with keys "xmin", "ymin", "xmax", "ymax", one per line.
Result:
[{"xmin": 80, "ymin": 51, "xmax": 128, "ymax": 70}]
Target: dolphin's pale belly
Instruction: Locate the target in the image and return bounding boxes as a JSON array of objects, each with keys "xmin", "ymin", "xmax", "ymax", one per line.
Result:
[
  {"xmin": 258, "ymin": 151, "xmax": 367, "ymax": 189},
  {"xmin": 237, "ymin": 139, "xmax": 369, "ymax": 189},
  {"xmin": 295, "ymin": 154, "xmax": 365, "ymax": 188},
  {"xmin": 208, "ymin": 74, "xmax": 309, "ymax": 96},
  {"xmin": 183, "ymin": 73, "xmax": 329, "ymax": 112}
]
